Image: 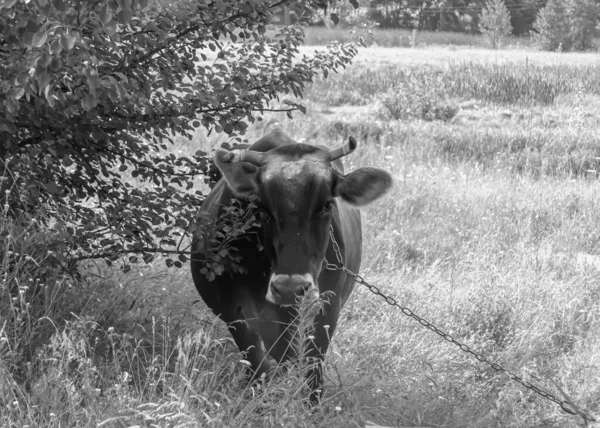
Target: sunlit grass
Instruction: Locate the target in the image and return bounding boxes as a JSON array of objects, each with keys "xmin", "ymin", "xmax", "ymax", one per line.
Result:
[
  {"xmin": 303, "ymin": 26, "xmax": 534, "ymax": 49},
  {"xmin": 2, "ymin": 46, "xmax": 600, "ymax": 427}
]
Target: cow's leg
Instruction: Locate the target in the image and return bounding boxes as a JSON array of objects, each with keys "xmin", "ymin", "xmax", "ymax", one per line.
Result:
[
  {"xmin": 216, "ymin": 281, "xmax": 271, "ymax": 380},
  {"xmin": 258, "ymin": 304, "xmax": 298, "ymax": 366},
  {"xmin": 221, "ymin": 309, "xmax": 271, "ymax": 380}
]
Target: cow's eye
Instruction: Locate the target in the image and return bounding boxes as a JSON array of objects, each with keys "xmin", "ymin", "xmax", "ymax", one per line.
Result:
[{"xmin": 320, "ymin": 201, "xmax": 333, "ymax": 216}]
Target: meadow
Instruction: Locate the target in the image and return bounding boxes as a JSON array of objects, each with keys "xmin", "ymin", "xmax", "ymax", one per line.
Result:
[{"xmin": 2, "ymin": 38, "xmax": 600, "ymax": 427}]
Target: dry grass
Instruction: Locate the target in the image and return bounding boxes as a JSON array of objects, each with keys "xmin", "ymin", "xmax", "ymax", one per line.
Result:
[
  {"xmin": 300, "ymin": 44, "xmax": 600, "ymax": 68},
  {"xmin": 303, "ymin": 26, "xmax": 535, "ymax": 50},
  {"xmin": 2, "ymin": 45, "xmax": 600, "ymax": 427}
]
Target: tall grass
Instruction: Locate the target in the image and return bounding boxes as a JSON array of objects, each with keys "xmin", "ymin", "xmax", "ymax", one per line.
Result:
[
  {"xmin": 3, "ymin": 46, "xmax": 600, "ymax": 427},
  {"xmin": 303, "ymin": 26, "xmax": 535, "ymax": 49},
  {"xmin": 307, "ymin": 61, "xmax": 600, "ymax": 107}
]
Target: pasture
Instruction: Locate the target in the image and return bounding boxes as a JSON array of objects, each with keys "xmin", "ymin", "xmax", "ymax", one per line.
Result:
[{"xmin": 2, "ymin": 43, "xmax": 600, "ymax": 427}]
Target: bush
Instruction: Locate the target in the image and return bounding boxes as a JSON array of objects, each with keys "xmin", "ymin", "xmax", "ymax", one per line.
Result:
[
  {"xmin": 0, "ymin": 1, "xmax": 360, "ymax": 270},
  {"xmin": 479, "ymin": 0, "xmax": 513, "ymax": 49}
]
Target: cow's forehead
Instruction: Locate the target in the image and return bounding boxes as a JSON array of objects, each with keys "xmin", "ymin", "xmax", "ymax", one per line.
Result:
[
  {"xmin": 262, "ymin": 157, "xmax": 330, "ymax": 182},
  {"xmin": 260, "ymin": 157, "xmax": 331, "ymax": 211}
]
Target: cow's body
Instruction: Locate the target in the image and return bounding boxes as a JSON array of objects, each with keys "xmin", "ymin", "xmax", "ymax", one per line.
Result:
[{"xmin": 191, "ymin": 129, "xmax": 391, "ymax": 402}]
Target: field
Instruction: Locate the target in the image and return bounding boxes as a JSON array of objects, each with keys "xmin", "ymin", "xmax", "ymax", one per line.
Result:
[
  {"xmin": 2, "ymin": 42, "xmax": 600, "ymax": 427},
  {"xmin": 302, "ymin": 26, "xmax": 535, "ymax": 49}
]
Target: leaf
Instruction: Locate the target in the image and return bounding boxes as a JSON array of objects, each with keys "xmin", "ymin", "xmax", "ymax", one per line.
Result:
[
  {"xmin": 12, "ymin": 87, "xmax": 25, "ymax": 100},
  {"xmin": 14, "ymin": 73, "xmax": 28, "ymax": 87},
  {"xmin": 99, "ymin": 6, "xmax": 113, "ymax": 25},
  {"xmin": 36, "ymin": 72, "xmax": 50, "ymax": 93},
  {"xmin": 82, "ymin": 93, "xmax": 97, "ymax": 110},
  {"xmin": 44, "ymin": 182, "xmax": 59, "ymax": 194},
  {"xmin": 117, "ymin": 9, "xmax": 132, "ymax": 24},
  {"xmin": 61, "ymin": 32, "xmax": 77, "ymax": 50},
  {"xmin": 44, "ymin": 85, "xmax": 55, "ymax": 107},
  {"xmin": 350, "ymin": 0, "xmax": 359, "ymax": 8},
  {"xmin": 178, "ymin": 254, "xmax": 187, "ymax": 263},
  {"xmin": 116, "ymin": 82, "xmax": 127, "ymax": 101},
  {"xmin": 330, "ymin": 13, "xmax": 339, "ymax": 25},
  {"xmin": 50, "ymin": 38, "xmax": 63, "ymax": 55},
  {"xmin": 32, "ymin": 31, "xmax": 47, "ymax": 48},
  {"xmin": 104, "ymin": 20, "xmax": 117, "ymax": 36}
]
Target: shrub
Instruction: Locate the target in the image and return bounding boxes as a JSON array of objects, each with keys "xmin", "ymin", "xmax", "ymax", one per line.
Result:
[
  {"xmin": 479, "ymin": 0, "xmax": 513, "ymax": 49},
  {"xmin": 0, "ymin": 1, "xmax": 360, "ymax": 270}
]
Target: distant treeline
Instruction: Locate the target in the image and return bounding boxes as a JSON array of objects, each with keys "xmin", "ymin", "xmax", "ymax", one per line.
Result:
[
  {"xmin": 281, "ymin": 1, "xmax": 545, "ymax": 36},
  {"xmin": 361, "ymin": 0, "xmax": 542, "ymax": 35}
]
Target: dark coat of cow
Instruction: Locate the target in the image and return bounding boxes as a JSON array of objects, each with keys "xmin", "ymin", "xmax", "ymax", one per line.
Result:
[{"xmin": 191, "ymin": 129, "xmax": 392, "ymax": 403}]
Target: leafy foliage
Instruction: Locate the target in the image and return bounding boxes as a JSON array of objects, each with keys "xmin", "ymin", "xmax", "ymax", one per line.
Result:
[
  {"xmin": 532, "ymin": 0, "xmax": 573, "ymax": 51},
  {"xmin": 363, "ymin": 0, "xmax": 540, "ymax": 34},
  {"xmin": 569, "ymin": 0, "xmax": 600, "ymax": 51},
  {"xmin": 0, "ymin": 0, "xmax": 360, "ymax": 268},
  {"xmin": 533, "ymin": 0, "xmax": 599, "ymax": 51},
  {"xmin": 193, "ymin": 197, "xmax": 262, "ymax": 281},
  {"xmin": 479, "ymin": 0, "xmax": 513, "ymax": 49}
]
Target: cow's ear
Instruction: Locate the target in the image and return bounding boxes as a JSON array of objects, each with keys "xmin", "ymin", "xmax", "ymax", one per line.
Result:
[
  {"xmin": 213, "ymin": 149, "xmax": 260, "ymax": 197},
  {"xmin": 334, "ymin": 167, "xmax": 392, "ymax": 206}
]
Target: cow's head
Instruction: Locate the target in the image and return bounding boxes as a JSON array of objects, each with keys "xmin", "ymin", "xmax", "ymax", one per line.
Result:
[{"xmin": 213, "ymin": 132, "xmax": 392, "ymax": 306}]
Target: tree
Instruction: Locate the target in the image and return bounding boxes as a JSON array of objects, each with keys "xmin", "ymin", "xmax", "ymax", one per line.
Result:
[
  {"xmin": 531, "ymin": 0, "xmax": 571, "ymax": 51},
  {"xmin": 364, "ymin": 0, "xmax": 542, "ymax": 34},
  {"xmin": 532, "ymin": 0, "xmax": 571, "ymax": 50},
  {"xmin": 479, "ymin": 0, "xmax": 513, "ymax": 48},
  {"xmin": 569, "ymin": 0, "xmax": 600, "ymax": 51},
  {"xmin": 504, "ymin": 0, "xmax": 539, "ymax": 36},
  {"xmin": 0, "ymin": 0, "xmax": 360, "ymax": 271},
  {"xmin": 533, "ymin": 0, "xmax": 599, "ymax": 51}
]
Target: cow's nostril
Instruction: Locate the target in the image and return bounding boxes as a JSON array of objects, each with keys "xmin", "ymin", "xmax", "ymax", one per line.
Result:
[{"xmin": 302, "ymin": 282, "xmax": 311, "ymax": 292}]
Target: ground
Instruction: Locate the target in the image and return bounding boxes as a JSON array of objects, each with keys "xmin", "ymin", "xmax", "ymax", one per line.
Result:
[{"xmin": 2, "ymin": 42, "xmax": 600, "ymax": 427}]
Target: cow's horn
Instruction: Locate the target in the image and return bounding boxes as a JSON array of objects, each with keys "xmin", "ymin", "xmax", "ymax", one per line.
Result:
[
  {"xmin": 221, "ymin": 149, "xmax": 265, "ymax": 165},
  {"xmin": 328, "ymin": 137, "xmax": 357, "ymax": 161}
]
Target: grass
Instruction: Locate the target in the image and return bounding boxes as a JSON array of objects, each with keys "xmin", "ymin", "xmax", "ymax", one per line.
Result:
[
  {"xmin": 3, "ymin": 44, "xmax": 600, "ymax": 427},
  {"xmin": 305, "ymin": 61, "xmax": 600, "ymax": 107},
  {"xmin": 303, "ymin": 26, "xmax": 535, "ymax": 50}
]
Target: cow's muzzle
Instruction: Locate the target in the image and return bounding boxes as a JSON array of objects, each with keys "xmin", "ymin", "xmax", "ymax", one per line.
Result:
[{"xmin": 266, "ymin": 273, "xmax": 319, "ymax": 306}]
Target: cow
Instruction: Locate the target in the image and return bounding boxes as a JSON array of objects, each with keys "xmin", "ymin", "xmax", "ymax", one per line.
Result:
[{"xmin": 191, "ymin": 129, "xmax": 392, "ymax": 403}]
